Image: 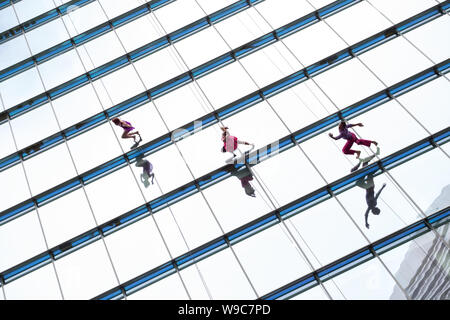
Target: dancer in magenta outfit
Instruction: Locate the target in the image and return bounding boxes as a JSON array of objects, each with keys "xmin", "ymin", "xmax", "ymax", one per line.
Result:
[
  {"xmin": 329, "ymin": 121, "xmax": 378, "ymax": 159},
  {"xmin": 112, "ymin": 117, "xmax": 142, "ymax": 143},
  {"xmin": 220, "ymin": 127, "xmax": 254, "ymax": 158}
]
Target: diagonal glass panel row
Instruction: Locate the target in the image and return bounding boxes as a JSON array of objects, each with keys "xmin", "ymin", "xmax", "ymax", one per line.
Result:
[
  {"xmin": 0, "ymin": 12, "xmax": 447, "ymax": 227},
  {"xmin": 260, "ymin": 207, "xmax": 449, "ymax": 300},
  {"xmin": 89, "ymin": 133, "xmax": 449, "ymax": 300},
  {"xmin": 0, "ymin": 0, "xmax": 247, "ymax": 82},
  {"xmin": 0, "ymin": 1, "xmax": 446, "ymax": 182},
  {"xmin": 0, "ymin": 0, "xmax": 96, "ymax": 45},
  {"xmin": 1, "ymin": 61, "xmax": 447, "ymax": 286},
  {"xmin": 0, "ymin": 0, "xmax": 368, "ymax": 172},
  {"xmin": 0, "ymin": 0, "xmax": 364, "ymax": 122}
]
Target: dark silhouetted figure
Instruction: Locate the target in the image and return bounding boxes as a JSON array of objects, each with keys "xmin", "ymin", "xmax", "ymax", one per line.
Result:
[{"xmin": 355, "ymin": 173, "xmax": 386, "ymax": 229}]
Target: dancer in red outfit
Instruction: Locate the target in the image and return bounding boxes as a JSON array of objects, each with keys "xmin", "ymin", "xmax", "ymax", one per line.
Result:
[{"xmin": 329, "ymin": 121, "xmax": 378, "ymax": 159}]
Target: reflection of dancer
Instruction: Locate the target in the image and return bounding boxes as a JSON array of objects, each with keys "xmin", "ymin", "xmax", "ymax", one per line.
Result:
[
  {"xmin": 329, "ymin": 121, "xmax": 378, "ymax": 159},
  {"xmin": 220, "ymin": 127, "xmax": 254, "ymax": 161},
  {"xmin": 351, "ymin": 146, "xmax": 381, "ymax": 172},
  {"xmin": 135, "ymin": 155, "xmax": 155, "ymax": 188},
  {"xmin": 112, "ymin": 117, "xmax": 142, "ymax": 144},
  {"xmin": 230, "ymin": 165, "xmax": 256, "ymax": 197},
  {"xmin": 355, "ymin": 174, "xmax": 386, "ymax": 229},
  {"xmin": 240, "ymin": 174, "xmax": 256, "ymax": 197}
]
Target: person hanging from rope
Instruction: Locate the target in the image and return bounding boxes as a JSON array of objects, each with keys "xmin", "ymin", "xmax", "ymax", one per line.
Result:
[
  {"xmin": 112, "ymin": 117, "xmax": 142, "ymax": 144},
  {"xmin": 220, "ymin": 126, "xmax": 254, "ymax": 161},
  {"xmin": 135, "ymin": 154, "xmax": 155, "ymax": 188},
  {"xmin": 355, "ymin": 173, "xmax": 386, "ymax": 229},
  {"xmin": 328, "ymin": 121, "xmax": 378, "ymax": 159}
]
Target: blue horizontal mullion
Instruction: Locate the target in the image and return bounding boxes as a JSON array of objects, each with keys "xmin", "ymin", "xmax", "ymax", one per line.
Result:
[
  {"xmin": 279, "ymin": 190, "xmax": 330, "ymax": 218},
  {"xmin": 9, "ymin": 95, "xmax": 49, "ymax": 118},
  {"xmin": 427, "ymin": 208, "xmax": 450, "ymax": 225},
  {"xmin": 397, "ymin": 9, "xmax": 440, "ymax": 32},
  {"xmin": 373, "ymin": 223, "xmax": 427, "ymax": 252},
  {"xmin": 129, "ymin": 38, "xmax": 170, "ymax": 61},
  {"xmin": 123, "ymin": 262, "xmax": 175, "ymax": 294},
  {"xmin": 192, "ymin": 54, "xmax": 234, "ymax": 78},
  {"xmin": 228, "ymin": 214, "xmax": 278, "ymax": 242},
  {"xmin": 217, "ymin": 94, "xmax": 262, "ymax": 118},
  {"xmin": 265, "ymin": 275, "xmax": 317, "ymax": 300},
  {"xmin": 262, "ymin": 71, "xmax": 307, "ymax": 97},
  {"xmin": 82, "ymin": 157, "xmax": 128, "ymax": 183},
  {"xmin": 149, "ymin": 74, "xmax": 192, "ymax": 98},
  {"xmin": 276, "ymin": 15, "xmax": 317, "ymax": 38},
  {"xmin": 36, "ymin": 179, "xmax": 81, "ymax": 205},
  {"xmin": 0, "ymin": 200, "xmax": 35, "ymax": 225},
  {"xmin": 209, "ymin": 0, "xmax": 248, "ymax": 23},
  {"xmin": 149, "ymin": 0, "xmax": 174, "ymax": 10},
  {"xmin": 0, "ymin": 154, "xmax": 20, "ymax": 172},
  {"xmin": 175, "ymin": 239, "xmax": 227, "ymax": 267},
  {"xmin": 318, "ymin": 0, "xmax": 359, "ymax": 18},
  {"xmin": 35, "ymin": 40, "xmax": 74, "ymax": 63},
  {"xmin": 170, "ymin": 19, "xmax": 209, "ymax": 42},
  {"xmin": 89, "ymin": 56, "xmax": 129, "ymax": 80},
  {"xmin": 381, "ymin": 141, "xmax": 431, "ymax": 167},
  {"xmin": 23, "ymin": 10, "xmax": 59, "ymax": 31},
  {"xmin": 0, "ymin": 60, "xmax": 34, "ymax": 81},
  {"xmin": 3, "ymin": 254, "xmax": 52, "ymax": 282},
  {"xmin": 0, "ymin": 1, "xmax": 11, "ymax": 10},
  {"xmin": 64, "ymin": 113, "xmax": 107, "ymax": 138},
  {"xmin": 111, "ymin": 6, "xmax": 149, "ymax": 27},
  {"xmin": 107, "ymin": 93, "xmax": 149, "ymax": 118},
  {"xmin": 49, "ymin": 74, "xmax": 90, "ymax": 98},
  {"xmin": 318, "ymin": 249, "xmax": 372, "ymax": 279},
  {"xmin": 73, "ymin": 24, "xmax": 111, "ymax": 45},
  {"xmin": 389, "ymin": 71, "xmax": 436, "ymax": 95},
  {"xmin": 149, "ymin": 184, "xmax": 198, "ymax": 211}
]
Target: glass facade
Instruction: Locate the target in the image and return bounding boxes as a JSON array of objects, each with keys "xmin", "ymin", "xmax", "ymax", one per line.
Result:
[{"xmin": 0, "ymin": 0, "xmax": 449, "ymax": 300}]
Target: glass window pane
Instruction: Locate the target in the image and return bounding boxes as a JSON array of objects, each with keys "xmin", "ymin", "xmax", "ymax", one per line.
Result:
[
  {"xmin": 0, "ymin": 164, "xmax": 30, "ymax": 212},
  {"xmin": 405, "ymin": 16, "xmax": 450, "ymax": 63},
  {"xmin": 381, "ymin": 230, "xmax": 450, "ymax": 300},
  {"xmin": 54, "ymin": 240, "xmax": 118, "ymax": 299},
  {"xmin": 233, "ymin": 224, "xmax": 312, "ymax": 295},
  {"xmin": 389, "ymin": 149, "xmax": 450, "ymax": 214},
  {"xmin": 38, "ymin": 188, "xmax": 97, "ymax": 248},
  {"xmin": 0, "ymin": 122, "xmax": 16, "ymax": 160},
  {"xmin": 23, "ymin": 143, "xmax": 78, "ymax": 196},
  {"xmin": 104, "ymin": 215, "xmax": 172, "ymax": 283},
  {"xmin": 195, "ymin": 248, "xmax": 257, "ymax": 299},
  {"xmin": 313, "ymin": 59, "xmax": 384, "ymax": 110},
  {"xmin": 322, "ymin": 257, "xmax": 408, "ymax": 300},
  {"xmin": 252, "ymin": 147, "xmax": 325, "ymax": 207},
  {"xmin": 174, "ymin": 28, "xmax": 229, "ymax": 70},
  {"xmin": 239, "ymin": 42, "xmax": 303, "ymax": 88},
  {"xmin": 325, "ymin": 1, "xmax": 391, "ymax": 45},
  {"xmin": 51, "ymin": 84, "xmax": 104, "ymax": 129},
  {"xmin": 396, "ymin": 77, "xmax": 450, "ymax": 134},
  {"xmin": 256, "ymin": 0, "xmax": 315, "ymax": 30},
  {"xmin": 196, "ymin": 63, "xmax": 259, "ymax": 110},
  {"xmin": 286, "ymin": 198, "xmax": 368, "ymax": 269},
  {"xmin": 367, "ymin": 0, "xmax": 436, "ymax": 24},
  {"xmin": 26, "ymin": 18, "xmax": 70, "ymax": 55},
  {"xmin": 0, "ymin": 210, "xmax": 47, "ymax": 272},
  {"xmin": 3, "ymin": 264, "xmax": 62, "ymax": 300},
  {"xmin": 84, "ymin": 166, "xmax": 144, "ymax": 225},
  {"xmin": 359, "ymin": 37, "xmax": 432, "ymax": 87},
  {"xmin": 0, "ymin": 68, "xmax": 45, "ymax": 110},
  {"xmin": 153, "ymin": 0, "xmax": 205, "ymax": 35}
]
